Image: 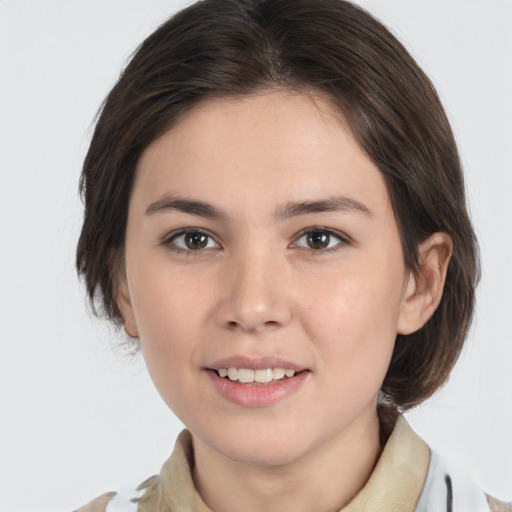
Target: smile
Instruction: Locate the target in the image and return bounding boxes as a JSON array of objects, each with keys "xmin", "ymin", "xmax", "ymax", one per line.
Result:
[
  {"xmin": 216, "ymin": 367, "xmax": 296, "ymax": 384},
  {"xmin": 208, "ymin": 366, "xmax": 309, "ymax": 407}
]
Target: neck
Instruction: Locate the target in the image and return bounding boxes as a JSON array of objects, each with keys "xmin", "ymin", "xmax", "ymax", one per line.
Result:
[{"xmin": 192, "ymin": 407, "xmax": 385, "ymax": 512}]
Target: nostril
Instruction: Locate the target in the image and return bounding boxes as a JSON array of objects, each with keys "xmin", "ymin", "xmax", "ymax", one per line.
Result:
[{"xmin": 226, "ymin": 319, "xmax": 280, "ymax": 332}]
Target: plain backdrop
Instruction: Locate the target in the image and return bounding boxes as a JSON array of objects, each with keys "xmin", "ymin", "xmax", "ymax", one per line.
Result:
[{"xmin": 0, "ymin": 1, "xmax": 511, "ymax": 510}]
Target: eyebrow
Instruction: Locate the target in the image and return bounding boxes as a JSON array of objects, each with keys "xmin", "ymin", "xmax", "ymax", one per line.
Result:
[
  {"xmin": 144, "ymin": 194, "xmax": 372, "ymax": 220},
  {"xmin": 145, "ymin": 195, "xmax": 227, "ymax": 219},
  {"xmin": 274, "ymin": 197, "xmax": 373, "ymax": 220}
]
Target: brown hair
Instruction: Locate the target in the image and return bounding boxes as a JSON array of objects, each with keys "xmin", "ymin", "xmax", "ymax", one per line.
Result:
[{"xmin": 76, "ymin": 0, "xmax": 479, "ymax": 409}]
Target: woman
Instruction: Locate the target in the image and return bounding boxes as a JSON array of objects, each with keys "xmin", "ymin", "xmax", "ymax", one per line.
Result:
[{"xmin": 70, "ymin": 0, "xmax": 509, "ymax": 510}]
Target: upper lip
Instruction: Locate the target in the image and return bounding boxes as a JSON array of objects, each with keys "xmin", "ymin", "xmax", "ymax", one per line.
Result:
[{"xmin": 208, "ymin": 356, "xmax": 307, "ymax": 371}]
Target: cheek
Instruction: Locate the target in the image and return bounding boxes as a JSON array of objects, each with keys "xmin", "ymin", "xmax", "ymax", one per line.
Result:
[
  {"xmin": 305, "ymin": 271, "xmax": 402, "ymax": 337},
  {"xmin": 129, "ymin": 256, "xmax": 212, "ymax": 334},
  {"xmin": 300, "ymin": 262, "xmax": 403, "ymax": 376},
  {"xmin": 128, "ymin": 264, "xmax": 211, "ymax": 389}
]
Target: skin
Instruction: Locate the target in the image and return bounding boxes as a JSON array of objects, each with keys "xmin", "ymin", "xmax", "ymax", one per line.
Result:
[{"xmin": 118, "ymin": 90, "xmax": 452, "ymax": 512}]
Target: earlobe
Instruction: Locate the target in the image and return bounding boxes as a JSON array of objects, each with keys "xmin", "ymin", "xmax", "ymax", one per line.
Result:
[
  {"xmin": 116, "ymin": 278, "xmax": 139, "ymax": 338},
  {"xmin": 397, "ymin": 232, "xmax": 453, "ymax": 335}
]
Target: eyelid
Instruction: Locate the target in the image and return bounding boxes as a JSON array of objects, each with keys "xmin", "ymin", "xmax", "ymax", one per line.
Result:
[
  {"xmin": 161, "ymin": 226, "xmax": 350, "ymax": 253},
  {"xmin": 162, "ymin": 227, "xmax": 221, "ymax": 252},
  {"xmin": 291, "ymin": 226, "xmax": 350, "ymax": 251}
]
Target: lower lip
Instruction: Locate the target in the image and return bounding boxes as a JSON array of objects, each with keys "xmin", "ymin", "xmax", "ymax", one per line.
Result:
[{"xmin": 208, "ymin": 370, "xmax": 309, "ymax": 407}]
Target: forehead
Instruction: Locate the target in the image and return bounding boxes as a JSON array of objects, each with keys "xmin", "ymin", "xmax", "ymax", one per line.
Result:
[{"xmin": 132, "ymin": 90, "xmax": 392, "ymax": 220}]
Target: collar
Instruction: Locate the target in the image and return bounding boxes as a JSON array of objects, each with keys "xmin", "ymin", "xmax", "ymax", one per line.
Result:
[
  {"xmin": 341, "ymin": 414, "xmax": 430, "ymax": 512},
  {"xmin": 148, "ymin": 415, "xmax": 430, "ymax": 512}
]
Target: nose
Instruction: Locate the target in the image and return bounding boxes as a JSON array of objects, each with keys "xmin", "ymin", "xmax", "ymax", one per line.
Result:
[{"xmin": 214, "ymin": 249, "xmax": 293, "ymax": 333}]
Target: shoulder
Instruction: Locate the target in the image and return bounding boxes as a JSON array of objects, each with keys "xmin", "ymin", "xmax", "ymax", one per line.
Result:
[
  {"xmin": 73, "ymin": 475, "xmax": 160, "ymax": 512},
  {"xmin": 486, "ymin": 495, "xmax": 512, "ymax": 512},
  {"xmin": 73, "ymin": 491, "xmax": 118, "ymax": 512},
  {"xmin": 415, "ymin": 449, "xmax": 512, "ymax": 512}
]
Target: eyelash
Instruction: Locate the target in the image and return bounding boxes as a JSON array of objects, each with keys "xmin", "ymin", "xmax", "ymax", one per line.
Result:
[
  {"xmin": 162, "ymin": 227, "xmax": 350, "ymax": 255},
  {"xmin": 293, "ymin": 227, "xmax": 350, "ymax": 253},
  {"xmin": 163, "ymin": 228, "xmax": 220, "ymax": 254}
]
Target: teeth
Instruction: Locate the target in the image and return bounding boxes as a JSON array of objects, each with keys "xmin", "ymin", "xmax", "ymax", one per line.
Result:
[
  {"xmin": 217, "ymin": 367, "xmax": 296, "ymax": 383},
  {"xmin": 254, "ymin": 369, "xmax": 272, "ymax": 383},
  {"xmin": 272, "ymin": 368, "xmax": 286, "ymax": 380},
  {"xmin": 238, "ymin": 368, "xmax": 255, "ymax": 383}
]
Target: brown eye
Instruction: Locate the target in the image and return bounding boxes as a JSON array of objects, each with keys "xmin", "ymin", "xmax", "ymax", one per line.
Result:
[
  {"xmin": 307, "ymin": 231, "xmax": 331, "ymax": 250},
  {"xmin": 185, "ymin": 232, "xmax": 208, "ymax": 250},
  {"xmin": 294, "ymin": 228, "xmax": 347, "ymax": 251},
  {"xmin": 168, "ymin": 230, "xmax": 219, "ymax": 251}
]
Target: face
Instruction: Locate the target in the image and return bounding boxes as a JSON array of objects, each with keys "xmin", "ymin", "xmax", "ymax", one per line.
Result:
[{"xmin": 120, "ymin": 90, "xmax": 412, "ymax": 466}]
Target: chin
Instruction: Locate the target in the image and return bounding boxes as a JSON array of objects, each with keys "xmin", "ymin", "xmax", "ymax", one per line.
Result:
[
  {"xmin": 205, "ymin": 424, "xmax": 314, "ymax": 467},
  {"xmin": 224, "ymin": 442, "xmax": 305, "ymax": 467}
]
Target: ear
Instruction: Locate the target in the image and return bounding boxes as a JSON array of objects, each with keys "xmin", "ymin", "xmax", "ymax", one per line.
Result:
[
  {"xmin": 116, "ymin": 276, "xmax": 139, "ymax": 338},
  {"xmin": 397, "ymin": 232, "xmax": 453, "ymax": 335}
]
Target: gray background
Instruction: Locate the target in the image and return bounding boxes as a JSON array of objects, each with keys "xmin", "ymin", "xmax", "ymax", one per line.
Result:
[{"xmin": 0, "ymin": 1, "xmax": 511, "ymax": 510}]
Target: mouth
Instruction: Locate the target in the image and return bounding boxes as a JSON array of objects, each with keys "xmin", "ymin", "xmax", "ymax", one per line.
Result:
[
  {"xmin": 207, "ymin": 357, "xmax": 310, "ymax": 406},
  {"xmin": 208, "ymin": 365, "xmax": 309, "ymax": 407},
  {"xmin": 213, "ymin": 367, "xmax": 304, "ymax": 385}
]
